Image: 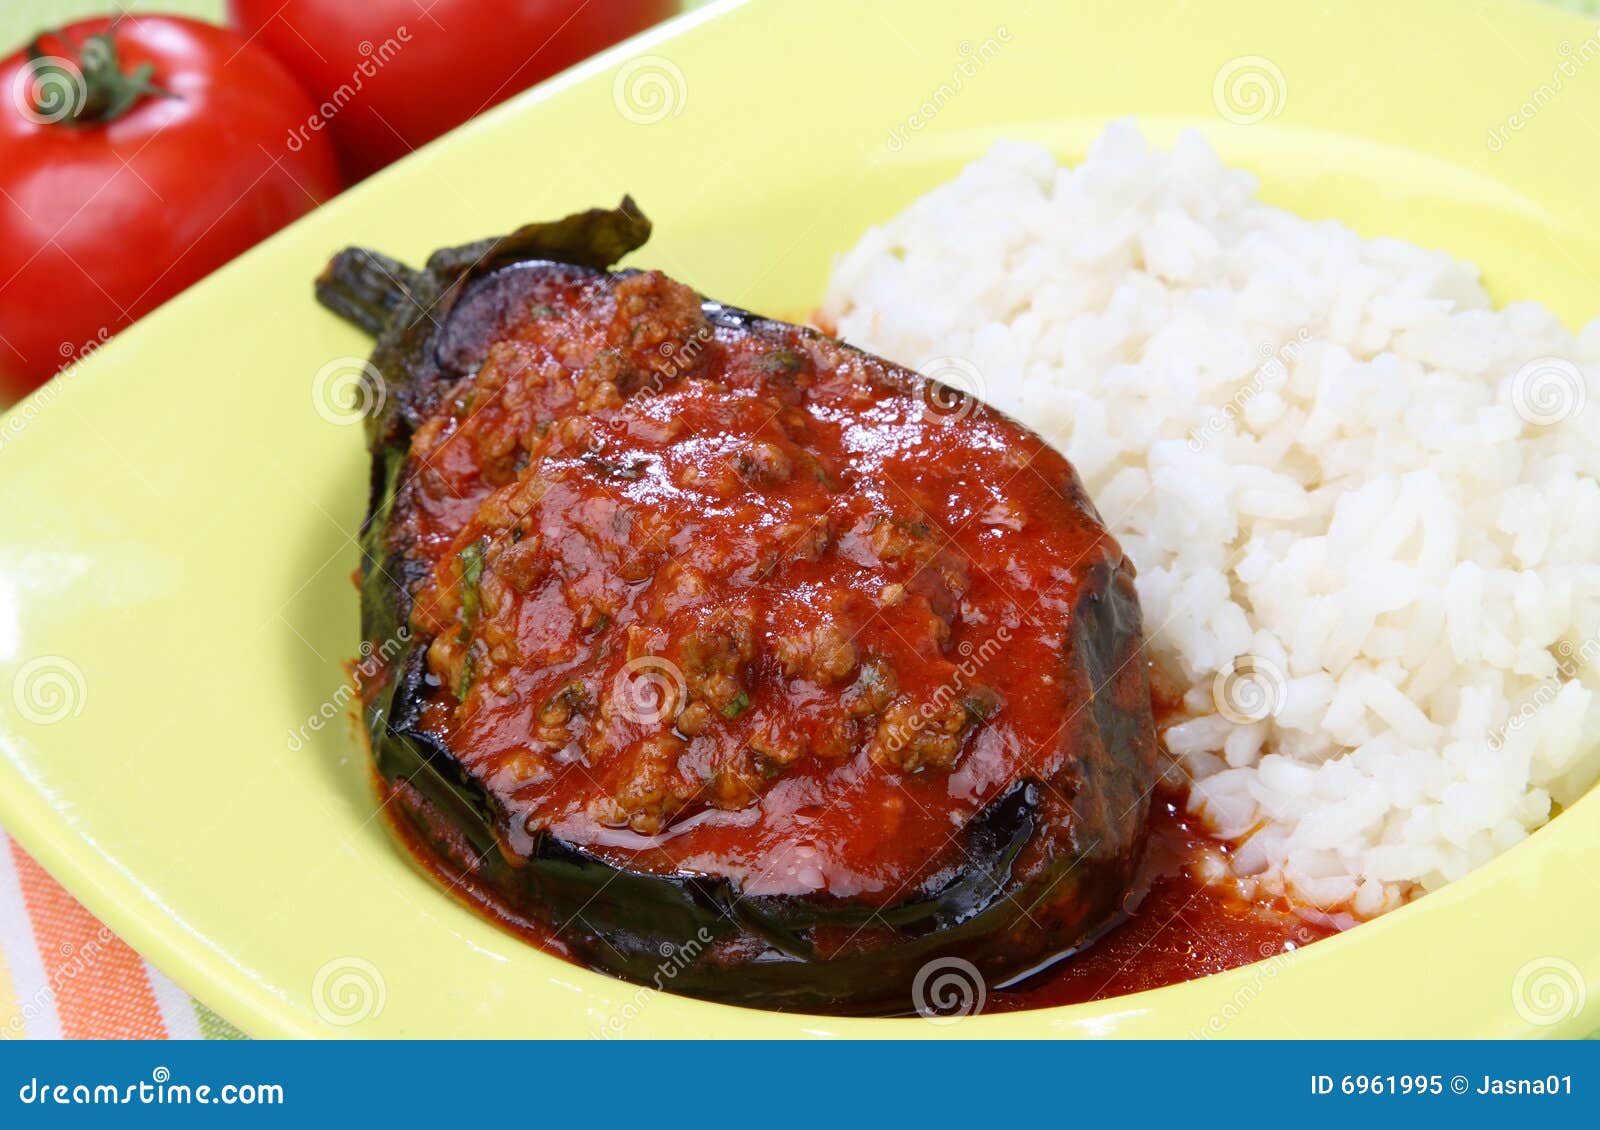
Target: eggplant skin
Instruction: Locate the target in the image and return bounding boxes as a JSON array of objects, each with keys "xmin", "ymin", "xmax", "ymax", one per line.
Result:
[{"xmin": 321, "ymin": 201, "xmax": 1159, "ymax": 1016}]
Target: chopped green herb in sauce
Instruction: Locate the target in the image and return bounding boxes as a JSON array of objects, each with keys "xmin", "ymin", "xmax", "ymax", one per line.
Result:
[
  {"xmin": 456, "ymin": 538, "xmax": 488, "ymax": 642},
  {"xmin": 756, "ymin": 349, "xmax": 805, "ymax": 375}
]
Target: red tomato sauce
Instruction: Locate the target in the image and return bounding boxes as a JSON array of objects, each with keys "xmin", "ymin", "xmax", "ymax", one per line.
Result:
[
  {"xmin": 987, "ymin": 791, "xmax": 1339, "ymax": 1011},
  {"xmin": 395, "ymin": 266, "xmax": 1149, "ymax": 904},
  {"xmin": 381, "ymin": 770, "xmax": 1341, "ymax": 1015}
]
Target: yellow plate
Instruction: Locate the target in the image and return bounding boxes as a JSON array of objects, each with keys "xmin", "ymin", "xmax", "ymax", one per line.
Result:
[{"xmin": 2, "ymin": 0, "xmax": 1598, "ymax": 1038}]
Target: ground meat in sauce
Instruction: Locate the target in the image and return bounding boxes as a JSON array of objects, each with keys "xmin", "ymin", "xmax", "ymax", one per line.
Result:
[
  {"xmin": 387, "ymin": 264, "xmax": 1140, "ymax": 899},
  {"xmin": 404, "ymin": 272, "xmax": 1023, "ymax": 837}
]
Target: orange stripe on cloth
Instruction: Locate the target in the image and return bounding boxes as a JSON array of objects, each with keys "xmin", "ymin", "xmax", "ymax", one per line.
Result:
[{"xmin": 10, "ymin": 842, "xmax": 169, "ymax": 1040}]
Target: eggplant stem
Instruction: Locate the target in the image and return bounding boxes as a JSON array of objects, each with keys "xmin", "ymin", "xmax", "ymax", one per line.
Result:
[{"xmin": 315, "ymin": 247, "xmax": 420, "ymax": 337}]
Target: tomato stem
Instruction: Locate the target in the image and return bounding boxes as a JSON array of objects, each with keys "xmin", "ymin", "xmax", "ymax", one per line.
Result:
[{"xmin": 26, "ymin": 18, "xmax": 176, "ymax": 126}]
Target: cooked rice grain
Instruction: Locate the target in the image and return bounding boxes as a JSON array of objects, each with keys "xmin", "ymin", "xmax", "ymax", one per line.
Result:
[{"xmin": 822, "ymin": 122, "xmax": 1600, "ymax": 917}]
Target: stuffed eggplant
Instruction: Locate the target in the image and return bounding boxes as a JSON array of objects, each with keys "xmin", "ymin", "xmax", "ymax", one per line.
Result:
[{"xmin": 319, "ymin": 201, "xmax": 1159, "ymax": 1015}]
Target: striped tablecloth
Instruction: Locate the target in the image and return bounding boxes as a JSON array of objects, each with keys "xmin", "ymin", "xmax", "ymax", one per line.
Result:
[{"xmin": 0, "ymin": 832, "xmax": 242, "ymax": 1040}]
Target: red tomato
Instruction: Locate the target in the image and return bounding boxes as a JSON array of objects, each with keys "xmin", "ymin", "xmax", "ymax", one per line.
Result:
[
  {"xmin": 227, "ymin": 0, "xmax": 677, "ymax": 182},
  {"xmin": 0, "ymin": 16, "xmax": 342, "ymax": 398}
]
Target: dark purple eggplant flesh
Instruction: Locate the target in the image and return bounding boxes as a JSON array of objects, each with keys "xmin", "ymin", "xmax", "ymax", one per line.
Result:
[{"xmin": 319, "ymin": 200, "xmax": 1159, "ymax": 1015}]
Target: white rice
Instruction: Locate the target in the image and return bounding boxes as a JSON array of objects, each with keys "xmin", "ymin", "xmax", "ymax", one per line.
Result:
[{"xmin": 821, "ymin": 122, "xmax": 1600, "ymax": 918}]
